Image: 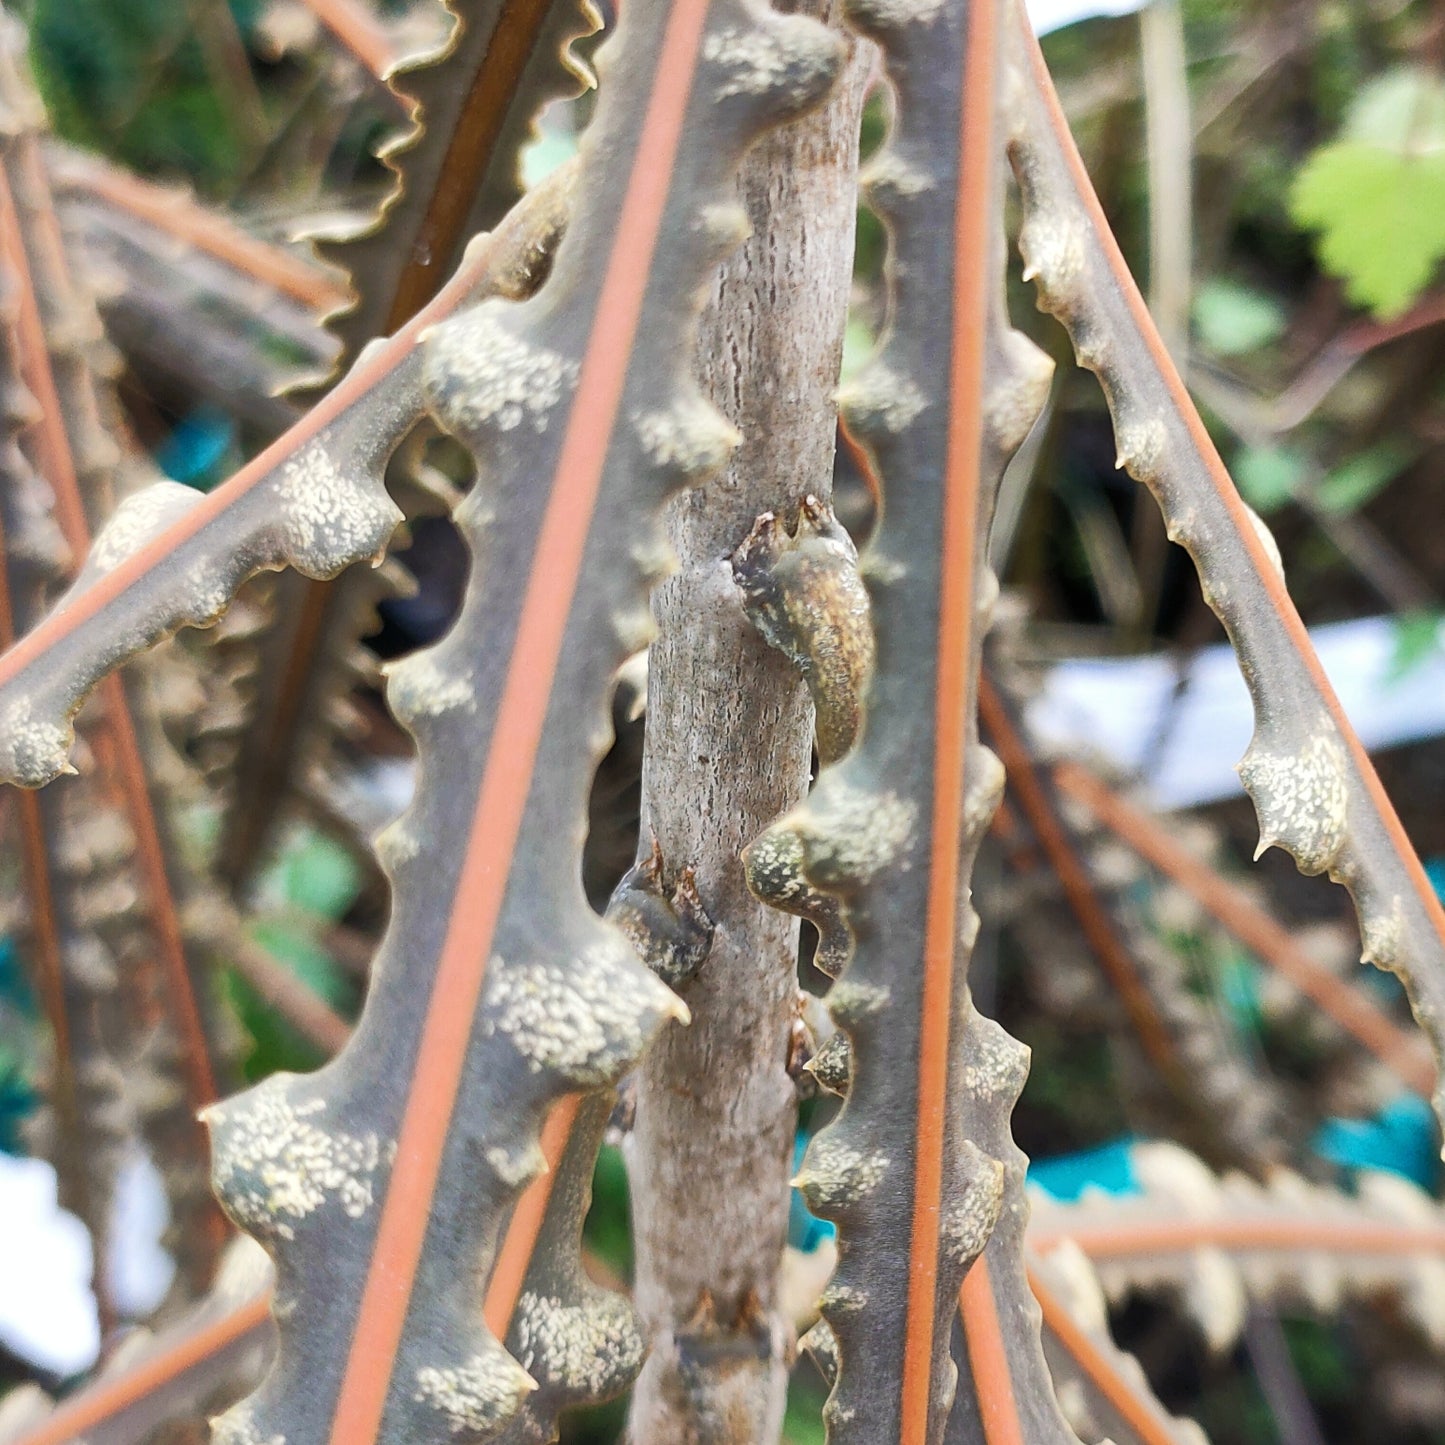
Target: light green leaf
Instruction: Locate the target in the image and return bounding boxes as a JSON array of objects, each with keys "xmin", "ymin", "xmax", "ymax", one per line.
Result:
[
  {"xmin": 1345, "ymin": 68, "xmax": 1445, "ymax": 149},
  {"xmin": 1234, "ymin": 443, "xmax": 1306, "ymax": 515},
  {"xmin": 254, "ymin": 825, "xmax": 363, "ymax": 920},
  {"xmin": 1291, "ymin": 143, "xmax": 1445, "ymax": 318},
  {"xmin": 1316, "ymin": 441, "xmax": 1413, "ymax": 515},
  {"xmin": 1193, "ymin": 278, "xmax": 1287, "ymax": 356},
  {"xmin": 1291, "ymin": 69, "xmax": 1445, "ymax": 319},
  {"xmin": 1388, "ymin": 611, "xmax": 1443, "ymax": 681}
]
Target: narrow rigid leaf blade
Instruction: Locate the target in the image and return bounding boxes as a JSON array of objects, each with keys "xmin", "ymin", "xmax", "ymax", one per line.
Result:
[
  {"xmin": 202, "ymin": 4, "xmax": 845, "ymax": 1443},
  {"xmin": 50, "ymin": 146, "xmax": 344, "ymax": 434},
  {"xmin": 945, "ymin": 1002, "xmax": 1087, "ymax": 1445},
  {"xmin": 1005, "ymin": 0, "xmax": 1445, "ymax": 1140},
  {"xmin": 1029, "ymin": 1141, "xmax": 1445, "ymax": 1354},
  {"xmin": 1028, "ymin": 1246, "xmax": 1210, "ymax": 1445},
  {"xmin": 489, "ymin": 862, "xmax": 716, "ymax": 1443},
  {"xmin": 492, "ymin": 1093, "xmax": 643, "ymax": 1444},
  {"xmin": 0, "ymin": 263, "xmax": 133, "ymax": 1299},
  {"xmin": 747, "ymin": 0, "xmax": 1075, "ymax": 1439},
  {"xmin": 212, "ymin": 169, "xmax": 570, "ymax": 890},
  {"xmin": 0, "ymin": 183, "xmax": 571, "ymax": 791},
  {"xmin": 314, "ymin": 0, "xmax": 599, "ymax": 373},
  {"xmin": 0, "ymin": 64, "xmax": 245, "ymax": 1286},
  {"xmin": 0, "ymin": 1238, "xmax": 274, "ymax": 1445},
  {"xmin": 1049, "ymin": 758, "xmax": 1435, "ymax": 1099},
  {"xmin": 980, "ymin": 674, "xmax": 1283, "ymax": 1172}
]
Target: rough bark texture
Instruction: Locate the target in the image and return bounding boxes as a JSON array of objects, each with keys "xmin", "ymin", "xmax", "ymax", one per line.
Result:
[{"xmin": 626, "ymin": 13, "xmax": 872, "ymax": 1444}]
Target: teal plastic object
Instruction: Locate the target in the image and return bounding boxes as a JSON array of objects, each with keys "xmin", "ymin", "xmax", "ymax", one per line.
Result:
[
  {"xmin": 1313, "ymin": 1095, "xmax": 1439, "ymax": 1191},
  {"xmin": 156, "ymin": 407, "xmax": 235, "ymax": 489},
  {"xmin": 1027, "ymin": 1135, "xmax": 1141, "ymax": 1201},
  {"xmin": 789, "ymin": 1133, "xmax": 836, "ymax": 1253},
  {"xmin": 0, "ymin": 938, "xmax": 38, "ymax": 1154}
]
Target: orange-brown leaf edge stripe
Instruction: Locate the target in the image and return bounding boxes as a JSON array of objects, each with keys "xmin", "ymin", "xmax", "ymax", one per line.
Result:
[
  {"xmin": 1017, "ymin": 8, "xmax": 1445, "ymax": 966},
  {"xmin": 899, "ymin": 2, "xmax": 999, "ymax": 1440},
  {"xmin": 324, "ymin": 4, "xmax": 711, "ymax": 1439},
  {"xmin": 960, "ymin": 1259, "xmax": 1027, "ymax": 1445},
  {"xmin": 483, "ymin": 1093, "xmax": 583, "ymax": 1337},
  {"xmin": 1051, "ymin": 760, "xmax": 1435, "ymax": 1096},
  {"xmin": 1031, "ymin": 1217, "xmax": 1445, "ymax": 1259},
  {"xmin": 1026, "ymin": 1260, "xmax": 1179, "ymax": 1445}
]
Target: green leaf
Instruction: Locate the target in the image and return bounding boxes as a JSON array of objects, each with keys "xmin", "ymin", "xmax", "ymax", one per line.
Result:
[
  {"xmin": 1291, "ymin": 142, "xmax": 1445, "ymax": 318},
  {"xmin": 840, "ymin": 315, "xmax": 877, "ymax": 383},
  {"xmin": 1193, "ymin": 278, "xmax": 1287, "ymax": 356},
  {"xmin": 249, "ymin": 921, "xmax": 351, "ymax": 1007},
  {"xmin": 257, "ymin": 827, "xmax": 362, "ymax": 920},
  {"xmin": 583, "ymin": 1144, "xmax": 634, "ymax": 1279},
  {"xmin": 1315, "ymin": 441, "xmax": 1413, "ymax": 515},
  {"xmin": 1388, "ymin": 611, "xmax": 1443, "ymax": 681},
  {"xmin": 229, "ymin": 923, "xmax": 355, "ymax": 1080},
  {"xmin": 1290, "ymin": 69, "xmax": 1445, "ymax": 319},
  {"xmin": 1234, "ymin": 444, "xmax": 1306, "ymax": 514},
  {"xmin": 1345, "ymin": 68, "xmax": 1445, "ymax": 149}
]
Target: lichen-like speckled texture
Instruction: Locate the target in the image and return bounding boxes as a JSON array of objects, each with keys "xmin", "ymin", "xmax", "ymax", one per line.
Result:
[
  {"xmin": 204, "ymin": 3, "xmax": 845, "ymax": 1443},
  {"xmin": 1006, "ymin": 0, "xmax": 1445, "ymax": 1142},
  {"xmin": 205, "ymin": 1082, "xmax": 386, "ymax": 1242},
  {"xmin": 0, "ymin": 342, "xmax": 421, "ymax": 788},
  {"xmin": 484, "ymin": 943, "xmax": 684, "ymax": 1085},
  {"xmin": 744, "ymin": 1, "xmax": 1083, "ymax": 1440},
  {"xmin": 422, "ymin": 310, "xmax": 579, "ymax": 434},
  {"xmin": 413, "ymin": 1346, "xmax": 535, "ymax": 1436}
]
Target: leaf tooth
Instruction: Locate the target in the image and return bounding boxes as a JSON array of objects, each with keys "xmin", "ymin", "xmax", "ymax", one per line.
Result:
[
  {"xmin": 836, "ymin": 358, "xmax": 927, "ymax": 442},
  {"xmin": 985, "ymin": 327, "xmax": 1055, "ymax": 455},
  {"xmin": 513, "ymin": 1288, "xmax": 645, "ymax": 1404},
  {"xmin": 482, "ymin": 935, "xmax": 689, "ymax": 1089},
  {"xmin": 1018, "ymin": 207, "xmax": 1090, "ymax": 312},
  {"xmin": 793, "ymin": 1131, "xmax": 890, "ymax": 1213},
  {"xmin": 410, "ymin": 1337, "xmax": 539, "ymax": 1442},
  {"xmin": 1237, "ymin": 727, "xmax": 1350, "ymax": 876}
]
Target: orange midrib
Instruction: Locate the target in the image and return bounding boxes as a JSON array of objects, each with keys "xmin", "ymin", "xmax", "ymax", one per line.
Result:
[
  {"xmin": 0, "ymin": 163, "xmax": 87, "ymax": 549},
  {"xmin": 103, "ymin": 678, "xmax": 220, "ymax": 1105},
  {"xmin": 1018, "ymin": 9, "xmax": 1445, "ymax": 964},
  {"xmin": 483, "ymin": 1094, "xmax": 582, "ymax": 1336},
  {"xmin": 1052, "ymin": 759, "xmax": 1434, "ymax": 1095},
  {"xmin": 1031, "ymin": 1217, "xmax": 1445, "ymax": 1258},
  {"xmin": 0, "ymin": 233, "xmax": 491, "ymax": 697},
  {"xmin": 898, "ymin": 3, "xmax": 997, "ymax": 1441},
  {"xmin": 325, "ymin": 4, "xmax": 710, "ymax": 1438},
  {"xmin": 15, "ymin": 1294, "xmax": 273, "ymax": 1445},
  {"xmin": 1027, "ymin": 1262, "xmax": 1178, "ymax": 1445},
  {"xmin": 382, "ymin": 0, "xmax": 556, "ymax": 332},
  {"xmin": 960, "ymin": 1260, "xmax": 1027, "ymax": 1445},
  {"xmin": 978, "ymin": 677, "xmax": 1182, "ymax": 1081},
  {"xmin": 55, "ymin": 159, "xmax": 346, "ymax": 311}
]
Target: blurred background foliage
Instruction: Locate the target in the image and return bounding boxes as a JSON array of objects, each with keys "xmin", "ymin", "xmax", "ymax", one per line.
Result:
[{"xmin": 5, "ymin": 0, "xmax": 1445, "ymax": 1441}]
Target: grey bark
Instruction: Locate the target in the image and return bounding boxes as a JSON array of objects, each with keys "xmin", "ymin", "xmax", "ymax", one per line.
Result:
[{"xmin": 625, "ymin": 14, "xmax": 872, "ymax": 1445}]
